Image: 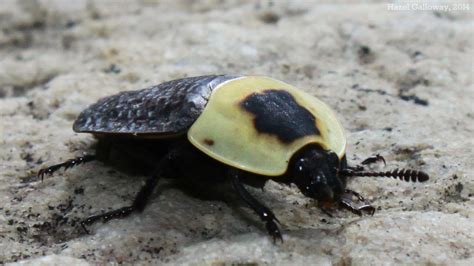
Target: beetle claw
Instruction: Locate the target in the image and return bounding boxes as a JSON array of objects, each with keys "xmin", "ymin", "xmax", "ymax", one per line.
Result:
[
  {"xmin": 80, "ymin": 221, "xmax": 91, "ymax": 235},
  {"xmin": 266, "ymin": 220, "xmax": 283, "ymax": 243},
  {"xmin": 345, "ymin": 189, "xmax": 365, "ymax": 201},
  {"xmin": 361, "ymin": 154, "xmax": 386, "ymax": 167},
  {"xmin": 340, "ymin": 189, "xmax": 376, "ymax": 216},
  {"xmin": 36, "ymin": 155, "xmax": 96, "ymax": 181}
]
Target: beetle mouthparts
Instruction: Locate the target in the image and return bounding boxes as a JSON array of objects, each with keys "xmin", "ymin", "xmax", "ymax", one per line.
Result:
[{"xmin": 340, "ymin": 168, "xmax": 429, "ymax": 182}]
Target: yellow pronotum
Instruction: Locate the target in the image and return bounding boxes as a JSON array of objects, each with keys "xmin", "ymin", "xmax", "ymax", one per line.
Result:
[{"xmin": 188, "ymin": 76, "xmax": 346, "ymax": 176}]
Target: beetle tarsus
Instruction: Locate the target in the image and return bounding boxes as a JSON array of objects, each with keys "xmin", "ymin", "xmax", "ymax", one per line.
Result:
[
  {"xmin": 340, "ymin": 199, "xmax": 376, "ymax": 216},
  {"xmin": 37, "ymin": 155, "xmax": 96, "ymax": 181},
  {"xmin": 80, "ymin": 223, "xmax": 90, "ymax": 235},
  {"xmin": 80, "ymin": 206, "xmax": 135, "ymax": 234},
  {"xmin": 230, "ymin": 169, "xmax": 283, "ymax": 242},
  {"xmin": 346, "ymin": 165, "xmax": 365, "ymax": 172},
  {"xmin": 266, "ymin": 218, "xmax": 283, "ymax": 243},
  {"xmin": 320, "ymin": 207, "xmax": 334, "ymax": 218},
  {"xmin": 340, "ymin": 189, "xmax": 376, "ymax": 216},
  {"xmin": 361, "ymin": 154, "xmax": 386, "ymax": 166},
  {"xmin": 344, "ymin": 189, "xmax": 366, "ymax": 202}
]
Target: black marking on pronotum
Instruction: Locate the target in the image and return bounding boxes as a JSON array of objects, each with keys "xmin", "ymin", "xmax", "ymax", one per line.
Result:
[{"xmin": 239, "ymin": 89, "xmax": 320, "ymax": 144}]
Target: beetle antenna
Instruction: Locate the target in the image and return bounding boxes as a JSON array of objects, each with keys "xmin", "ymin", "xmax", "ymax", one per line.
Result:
[{"xmin": 340, "ymin": 168, "xmax": 429, "ymax": 183}]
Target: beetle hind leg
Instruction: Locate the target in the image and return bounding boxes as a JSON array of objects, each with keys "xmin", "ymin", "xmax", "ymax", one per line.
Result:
[
  {"xmin": 80, "ymin": 148, "xmax": 179, "ymax": 234},
  {"xmin": 230, "ymin": 169, "xmax": 283, "ymax": 242},
  {"xmin": 37, "ymin": 154, "xmax": 96, "ymax": 181},
  {"xmin": 80, "ymin": 169, "xmax": 161, "ymax": 233}
]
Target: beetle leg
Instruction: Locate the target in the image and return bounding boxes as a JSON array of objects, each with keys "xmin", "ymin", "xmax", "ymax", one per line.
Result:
[
  {"xmin": 80, "ymin": 169, "xmax": 161, "ymax": 233},
  {"xmin": 229, "ymin": 169, "xmax": 283, "ymax": 243},
  {"xmin": 340, "ymin": 190, "xmax": 375, "ymax": 216},
  {"xmin": 344, "ymin": 189, "xmax": 366, "ymax": 201},
  {"xmin": 345, "ymin": 154, "xmax": 386, "ymax": 174},
  {"xmin": 320, "ymin": 207, "xmax": 334, "ymax": 218},
  {"xmin": 361, "ymin": 154, "xmax": 386, "ymax": 166},
  {"xmin": 80, "ymin": 148, "xmax": 179, "ymax": 234},
  {"xmin": 340, "ymin": 200, "xmax": 375, "ymax": 216},
  {"xmin": 37, "ymin": 155, "xmax": 96, "ymax": 181},
  {"xmin": 346, "ymin": 165, "xmax": 365, "ymax": 172}
]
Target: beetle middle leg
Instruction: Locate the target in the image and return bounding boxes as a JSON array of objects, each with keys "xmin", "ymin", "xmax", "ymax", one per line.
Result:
[
  {"xmin": 229, "ymin": 169, "xmax": 283, "ymax": 242},
  {"xmin": 80, "ymin": 147, "xmax": 179, "ymax": 233}
]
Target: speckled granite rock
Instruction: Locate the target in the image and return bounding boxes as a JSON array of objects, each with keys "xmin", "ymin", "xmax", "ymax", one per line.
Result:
[{"xmin": 1, "ymin": 0, "xmax": 473, "ymax": 265}]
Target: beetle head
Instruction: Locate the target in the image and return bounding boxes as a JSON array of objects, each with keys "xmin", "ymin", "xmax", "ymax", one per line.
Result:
[{"xmin": 290, "ymin": 146, "xmax": 345, "ymax": 205}]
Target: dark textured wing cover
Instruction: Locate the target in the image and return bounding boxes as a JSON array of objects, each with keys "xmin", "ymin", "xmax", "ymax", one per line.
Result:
[{"xmin": 73, "ymin": 75, "xmax": 238, "ymax": 135}]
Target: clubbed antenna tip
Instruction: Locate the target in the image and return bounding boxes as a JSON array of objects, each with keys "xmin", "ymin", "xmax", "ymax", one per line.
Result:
[{"xmin": 341, "ymin": 168, "xmax": 429, "ymax": 183}]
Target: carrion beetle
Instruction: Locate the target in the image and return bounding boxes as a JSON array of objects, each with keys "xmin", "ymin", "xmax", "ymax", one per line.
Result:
[{"xmin": 37, "ymin": 75, "xmax": 429, "ymax": 241}]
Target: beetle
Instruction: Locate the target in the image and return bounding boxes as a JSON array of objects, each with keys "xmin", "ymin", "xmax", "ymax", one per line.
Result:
[{"xmin": 37, "ymin": 75, "xmax": 429, "ymax": 241}]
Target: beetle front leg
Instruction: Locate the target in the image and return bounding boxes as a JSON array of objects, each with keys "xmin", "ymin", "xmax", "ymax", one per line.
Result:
[
  {"xmin": 361, "ymin": 154, "xmax": 386, "ymax": 167},
  {"xmin": 340, "ymin": 189, "xmax": 375, "ymax": 216},
  {"xmin": 340, "ymin": 200, "xmax": 375, "ymax": 216},
  {"xmin": 229, "ymin": 169, "xmax": 282, "ymax": 242},
  {"xmin": 345, "ymin": 154, "xmax": 387, "ymax": 173}
]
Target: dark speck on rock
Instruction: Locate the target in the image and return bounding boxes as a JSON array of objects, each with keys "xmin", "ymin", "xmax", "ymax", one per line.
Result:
[
  {"xmin": 20, "ymin": 153, "xmax": 34, "ymax": 163},
  {"xmin": 399, "ymin": 94, "xmax": 429, "ymax": 106},
  {"xmin": 359, "ymin": 46, "xmax": 370, "ymax": 55},
  {"xmin": 358, "ymin": 45, "xmax": 375, "ymax": 64},
  {"xmin": 259, "ymin": 11, "xmax": 280, "ymax": 24},
  {"xmin": 412, "ymin": 50, "xmax": 424, "ymax": 61},
  {"xmin": 74, "ymin": 187, "xmax": 84, "ymax": 195},
  {"xmin": 104, "ymin": 64, "xmax": 121, "ymax": 74},
  {"xmin": 65, "ymin": 20, "xmax": 77, "ymax": 28},
  {"xmin": 17, "ymin": 226, "xmax": 28, "ymax": 233}
]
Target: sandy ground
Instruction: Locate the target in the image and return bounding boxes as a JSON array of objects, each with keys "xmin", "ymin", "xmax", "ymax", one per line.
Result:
[{"xmin": 0, "ymin": 0, "xmax": 473, "ymax": 265}]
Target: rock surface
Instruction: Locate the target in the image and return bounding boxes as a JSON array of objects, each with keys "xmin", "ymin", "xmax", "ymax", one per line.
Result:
[{"xmin": 1, "ymin": 0, "xmax": 472, "ymax": 265}]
